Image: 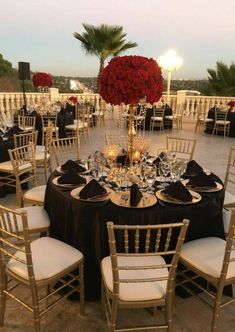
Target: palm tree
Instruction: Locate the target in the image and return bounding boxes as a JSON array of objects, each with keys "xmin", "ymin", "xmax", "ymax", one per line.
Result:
[
  {"xmin": 73, "ymin": 24, "xmax": 138, "ymax": 92},
  {"xmin": 207, "ymin": 61, "xmax": 235, "ymax": 96}
]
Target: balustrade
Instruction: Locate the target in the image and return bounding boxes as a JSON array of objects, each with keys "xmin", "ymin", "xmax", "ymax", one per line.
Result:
[{"xmin": 0, "ymin": 90, "xmax": 234, "ymax": 124}]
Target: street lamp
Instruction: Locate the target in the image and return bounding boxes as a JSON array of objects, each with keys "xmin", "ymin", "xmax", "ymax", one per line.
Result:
[{"xmin": 158, "ymin": 49, "xmax": 183, "ymax": 104}]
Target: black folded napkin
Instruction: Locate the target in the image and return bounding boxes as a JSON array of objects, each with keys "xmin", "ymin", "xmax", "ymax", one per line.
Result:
[
  {"xmin": 116, "ymin": 154, "xmax": 130, "ymax": 166},
  {"xmin": 79, "ymin": 179, "xmax": 107, "ymax": 199},
  {"xmin": 130, "ymin": 184, "xmax": 143, "ymax": 206},
  {"xmin": 57, "ymin": 170, "xmax": 86, "ymax": 185},
  {"xmin": 187, "ymin": 171, "xmax": 217, "ymax": 188},
  {"xmin": 185, "ymin": 160, "xmax": 203, "ymax": 175},
  {"xmin": 153, "ymin": 152, "xmax": 166, "ymax": 165},
  {"xmin": 4, "ymin": 125, "xmax": 23, "ymax": 137},
  {"xmin": 61, "ymin": 160, "xmax": 87, "ymax": 173},
  {"xmin": 162, "ymin": 181, "xmax": 192, "ymax": 202}
]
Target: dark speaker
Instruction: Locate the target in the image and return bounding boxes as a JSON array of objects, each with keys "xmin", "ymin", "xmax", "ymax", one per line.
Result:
[{"xmin": 18, "ymin": 62, "xmax": 30, "ymax": 80}]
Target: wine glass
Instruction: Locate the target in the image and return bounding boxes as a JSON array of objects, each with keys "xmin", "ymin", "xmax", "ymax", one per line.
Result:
[
  {"xmin": 145, "ymin": 165, "xmax": 156, "ymax": 193},
  {"xmin": 159, "ymin": 161, "xmax": 171, "ymax": 187}
]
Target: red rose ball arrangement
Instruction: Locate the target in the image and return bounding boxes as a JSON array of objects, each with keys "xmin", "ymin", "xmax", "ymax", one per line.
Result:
[{"xmin": 32, "ymin": 72, "xmax": 53, "ymax": 88}]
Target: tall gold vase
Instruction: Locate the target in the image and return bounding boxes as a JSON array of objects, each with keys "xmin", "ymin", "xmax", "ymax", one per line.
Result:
[{"xmin": 128, "ymin": 104, "xmax": 136, "ymax": 167}]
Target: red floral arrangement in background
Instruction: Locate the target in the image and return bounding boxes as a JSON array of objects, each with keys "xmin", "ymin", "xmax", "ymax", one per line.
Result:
[
  {"xmin": 99, "ymin": 55, "xmax": 163, "ymax": 105},
  {"xmin": 68, "ymin": 96, "xmax": 78, "ymax": 104},
  {"xmin": 228, "ymin": 101, "xmax": 235, "ymax": 108},
  {"xmin": 32, "ymin": 72, "xmax": 53, "ymax": 88}
]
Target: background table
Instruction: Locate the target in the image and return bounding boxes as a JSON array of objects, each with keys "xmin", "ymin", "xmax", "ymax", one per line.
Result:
[
  {"xmin": 145, "ymin": 106, "xmax": 172, "ymax": 131},
  {"xmin": 205, "ymin": 109, "xmax": 235, "ymax": 137},
  {"xmin": 44, "ymin": 173, "xmax": 225, "ymax": 301}
]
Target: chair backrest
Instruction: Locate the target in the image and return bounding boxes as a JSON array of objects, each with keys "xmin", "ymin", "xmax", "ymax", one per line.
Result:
[
  {"xmin": 107, "ymin": 220, "xmax": 189, "ymax": 298},
  {"xmin": 41, "ymin": 114, "xmax": 57, "ymax": 128},
  {"xmin": 0, "ymin": 205, "xmax": 36, "ymax": 287},
  {"xmin": 13, "ymin": 130, "xmax": 38, "ymax": 149},
  {"xmin": 224, "ymin": 147, "xmax": 235, "ymax": 190},
  {"xmin": 217, "ymin": 209, "xmax": 235, "ymax": 287},
  {"xmin": 8, "ymin": 143, "xmax": 37, "ymax": 187},
  {"xmin": 215, "ymin": 109, "xmax": 228, "ymax": 122},
  {"xmin": 166, "ymin": 136, "xmax": 196, "ymax": 160},
  {"xmin": 153, "ymin": 107, "xmax": 165, "ymax": 118},
  {"xmin": 18, "ymin": 115, "xmax": 36, "ymax": 130},
  {"xmin": 53, "ymin": 136, "xmax": 80, "ymax": 166},
  {"xmin": 105, "ymin": 133, "xmax": 128, "ymax": 150}
]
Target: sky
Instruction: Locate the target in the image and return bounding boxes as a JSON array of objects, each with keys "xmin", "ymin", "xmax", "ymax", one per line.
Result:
[{"xmin": 1, "ymin": 0, "xmax": 235, "ymax": 79}]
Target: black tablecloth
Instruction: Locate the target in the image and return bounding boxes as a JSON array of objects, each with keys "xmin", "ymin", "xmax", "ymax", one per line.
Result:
[
  {"xmin": 44, "ymin": 172, "xmax": 225, "ymax": 301},
  {"xmin": 145, "ymin": 106, "xmax": 172, "ymax": 130},
  {"xmin": 205, "ymin": 109, "xmax": 235, "ymax": 137}
]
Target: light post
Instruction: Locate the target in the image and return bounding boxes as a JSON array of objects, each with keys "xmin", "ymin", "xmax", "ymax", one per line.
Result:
[{"xmin": 158, "ymin": 50, "xmax": 183, "ymax": 104}]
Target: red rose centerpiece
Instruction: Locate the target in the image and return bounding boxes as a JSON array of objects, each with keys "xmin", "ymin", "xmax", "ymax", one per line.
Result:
[
  {"xmin": 99, "ymin": 55, "xmax": 163, "ymax": 165},
  {"xmin": 32, "ymin": 72, "xmax": 53, "ymax": 89},
  {"xmin": 100, "ymin": 55, "xmax": 162, "ymax": 105}
]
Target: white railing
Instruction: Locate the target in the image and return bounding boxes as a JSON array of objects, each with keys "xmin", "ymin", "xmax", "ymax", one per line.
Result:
[{"xmin": 0, "ymin": 90, "xmax": 234, "ymax": 121}]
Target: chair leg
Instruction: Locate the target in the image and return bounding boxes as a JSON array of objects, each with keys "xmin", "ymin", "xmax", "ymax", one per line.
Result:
[
  {"xmin": 166, "ymin": 296, "xmax": 173, "ymax": 332},
  {"xmin": 79, "ymin": 263, "xmax": 85, "ymax": 316},
  {"xmin": 109, "ymin": 296, "xmax": 118, "ymax": 332},
  {"xmin": 0, "ymin": 271, "xmax": 7, "ymax": 327}
]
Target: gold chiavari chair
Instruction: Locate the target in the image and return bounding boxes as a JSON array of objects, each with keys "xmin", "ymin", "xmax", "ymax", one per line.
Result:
[
  {"xmin": 105, "ymin": 133, "xmax": 128, "ymax": 151},
  {"xmin": 52, "ymin": 136, "xmax": 80, "ymax": 167},
  {"xmin": 7, "ymin": 144, "xmax": 46, "ymax": 207},
  {"xmin": 178, "ymin": 209, "xmax": 235, "ymax": 332},
  {"xmin": 18, "ymin": 115, "xmax": 36, "ymax": 132},
  {"xmin": 223, "ymin": 146, "xmax": 235, "ymax": 208},
  {"xmin": 101, "ymin": 220, "xmax": 189, "ymax": 332},
  {"xmin": 93, "ymin": 100, "xmax": 105, "ymax": 126},
  {"xmin": 65, "ymin": 106, "xmax": 89, "ymax": 141},
  {"xmin": 165, "ymin": 104, "xmax": 184, "ymax": 130},
  {"xmin": 194, "ymin": 104, "xmax": 214, "ymax": 133},
  {"xmin": 166, "ymin": 136, "xmax": 196, "ymax": 161},
  {"xmin": 0, "ymin": 205, "xmax": 84, "ymax": 332},
  {"xmin": 13, "ymin": 130, "xmax": 38, "ymax": 149},
  {"xmin": 35, "ymin": 125, "xmax": 53, "ymax": 182},
  {"xmin": 150, "ymin": 106, "xmax": 165, "ymax": 132},
  {"xmin": 41, "ymin": 114, "xmax": 59, "ymax": 144},
  {"xmin": 212, "ymin": 109, "xmax": 230, "ymax": 138}
]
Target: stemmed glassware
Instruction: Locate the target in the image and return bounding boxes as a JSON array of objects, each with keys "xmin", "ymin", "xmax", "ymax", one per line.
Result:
[
  {"xmin": 145, "ymin": 165, "xmax": 156, "ymax": 193},
  {"xmin": 159, "ymin": 161, "xmax": 171, "ymax": 187}
]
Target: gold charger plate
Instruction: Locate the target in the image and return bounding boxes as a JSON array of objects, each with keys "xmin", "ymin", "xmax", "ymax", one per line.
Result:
[
  {"xmin": 155, "ymin": 189, "xmax": 201, "ymax": 205},
  {"xmin": 55, "ymin": 164, "xmax": 88, "ymax": 175},
  {"xmin": 71, "ymin": 186, "xmax": 114, "ymax": 202},
  {"xmin": 182, "ymin": 180, "xmax": 223, "ymax": 193},
  {"xmin": 110, "ymin": 192, "xmax": 157, "ymax": 208},
  {"xmin": 183, "ymin": 168, "xmax": 211, "ymax": 177},
  {"xmin": 52, "ymin": 176, "xmax": 87, "ymax": 188}
]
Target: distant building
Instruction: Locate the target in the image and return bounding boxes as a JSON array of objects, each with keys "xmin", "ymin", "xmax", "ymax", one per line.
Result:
[{"xmin": 70, "ymin": 79, "xmax": 88, "ymax": 92}]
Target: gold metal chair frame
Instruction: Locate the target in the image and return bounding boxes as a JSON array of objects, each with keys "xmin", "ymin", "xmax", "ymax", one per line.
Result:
[
  {"xmin": 66, "ymin": 106, "xmax": 89, "ymax": 141},
  {"xmin": 195, "ymin": 105, "xmax": 214, "ymax": 133},
  {"xmin": 224, "ymin": 146, "xmax": 235, "ymax": 208},
  {"xmin": 166, "ymin": 136, "xmax": 196, "ymax": 161},
  {"xmin": 35, "ymin": 126, "xmax": 53, "ymax": 182},
  {"xmin": 105, "ymin": 133, "xmax": 128, "ymax": 151},
  {"xmin": 18, "ymin": 115, "xmax": 36, "ymax": 131},
  {"xmin": 101, "ymin": 220, "xmax": 189, "ymax": 332},
  {"xmin": 212, "ymin": 109, "xmax": 230, "ymax": 138},
  {"xmin": 150, "ymin": 107, "xmax": 165, "ymax": 132},
  {"xmin": 52, "ymin": 136, "xmax": 81, "ymax": 166},
  {"xmin": 13, "ymin": 130, "xmax": 38, "ymax": 148},
  {"xmin": 0, "ymin": 205, "xmax": 85, "ymax": 332},
  {"xmin": 178, "ymin": 210, "xmax": 235, "ymax": 332}
]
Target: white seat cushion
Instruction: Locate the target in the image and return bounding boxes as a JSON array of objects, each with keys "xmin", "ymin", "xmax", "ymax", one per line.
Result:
[
  {"xmin": 36, "ymin": 145, "xmax": 45, "ymax": 153},
  {"xmin": 151, "ymin": 117, "xmax": 163, "ymax": 121},
  {"xmin": 204, "ymin": 118, "xmax": 214, "ymax": 122},
  {"xmin": 35, "ymin": 152, "xmax": 50, "ymax": 161},
  {"xmin": 0, "ymin": 161, "xmax": 31, "ymax": 172},
  {"xmin": 43, "ymin": 127, "xmax": 59, "ymax": 132},
  {"xmin": 223, "ymin": 208, "xmax": 232, "ymax": 233},
  {"xmin": 7, "ymin": 237, "xmax": 83, "ymax": 281},
  {"xmin": 24, "ymin": 185, "xmax": 46, "ymax": 203},
  {"xmin": 224, "ymin": 190, "xmax": 235, "ymax": 207},
  {"xmin": 181, "ymin": 237, "xmax": 235, "ymax": 279},
  {"xmin": 101, "ymin": 255, "xmax": 168, "ymax": 302},
  {"xmin": 19, "ymin": 125, "xmax": 34, "ymax": 131},
  {"xmin": 65, "ymin": 124, "xmax": 77, "ymax": 130},
  {"xmin": 165, "ymin": 115, "xmax": 173, "ymax": 120},
  {"xmin": 8, "ymin": 206, "xmax": 50, "ymax": 232},
  {"xmin": 215, "ymin": 120, "xmax": 230, "ymax": 125}
]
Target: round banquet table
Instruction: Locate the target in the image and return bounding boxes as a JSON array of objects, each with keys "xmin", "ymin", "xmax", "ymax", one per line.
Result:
[{"xmin": 44, "ymin": 172, "xmax": 225, "ymax": 301}]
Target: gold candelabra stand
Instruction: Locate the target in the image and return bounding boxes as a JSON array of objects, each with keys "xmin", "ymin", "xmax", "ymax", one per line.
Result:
[{"xmin": 128, "ymin": 104, "xmax": 137, "ymax": 167}]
